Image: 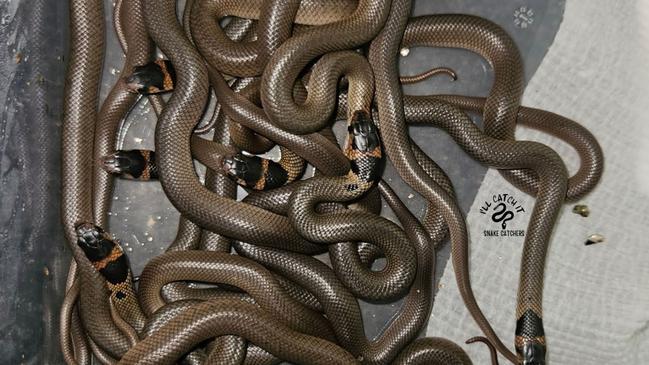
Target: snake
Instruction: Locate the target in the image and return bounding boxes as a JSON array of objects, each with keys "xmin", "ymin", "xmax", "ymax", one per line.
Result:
[
  {"xmin": 59, "ymin": 0, "xmax": 604, "ymax": 364},
  {"xmin": 62, "ymin": 0, "xmax": 137, "ymax": 359}
]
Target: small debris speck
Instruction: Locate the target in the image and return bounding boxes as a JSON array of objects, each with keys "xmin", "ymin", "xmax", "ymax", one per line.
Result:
[
  {"xmin": 572, "ymin": 204, "xmax": 590, "ymax": 217},
  {"xmin": 585, "ymin": 233, "xmax": 605, "ymax": 246}
]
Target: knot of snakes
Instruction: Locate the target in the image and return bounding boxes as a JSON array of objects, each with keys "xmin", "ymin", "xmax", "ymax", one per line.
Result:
[{"xmin": 58, "ymin": 0, "xmax": 605, "ymax": 364}]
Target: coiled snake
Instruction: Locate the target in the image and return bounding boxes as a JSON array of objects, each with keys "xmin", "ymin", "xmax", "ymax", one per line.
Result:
[{"xmin": 59, "ymin": 0, "xmax": 603, "ymax": 364}]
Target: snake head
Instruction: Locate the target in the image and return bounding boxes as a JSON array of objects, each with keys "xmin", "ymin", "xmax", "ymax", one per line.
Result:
[
  {"xmin": 75, "ymin": 223, "xmax": 115, "ymax": 262},
  {"xmin": 222, "ymin": 154, "xmax": 250, "ymax": 176},
  {"xmin": 100, "ymin": 150, "xmax": 156, "ymax": 180},
  {"xmin": 345, "ymin": 111, "xmax": 383, "ymax": 186},
  {"xmin": 76, "ymin": 223, "xmax": 129, "ymax": 285},
  {"xmin": 348, "ymin": 111, "xmax": 381, "ymax": 153},
  {"xmin": 222, "ymin": 153, "xmax": 264, "ymax": 188},
  {"xmin": 222, "ymin": 153, "xmax": 290, "ymax": 190},
  {"xmin": 124, "ymin": 60, "xmax": 175, "ymax": 94},
  {"xmin": 520, "ymin": 341, "xmax": 546, "ymax": 365},
  {"xmin": 101, "ymin": 151, "xmax": 131, "ymax": 174}
]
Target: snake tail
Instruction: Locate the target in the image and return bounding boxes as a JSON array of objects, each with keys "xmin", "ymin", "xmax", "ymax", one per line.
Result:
[{"xmin": 466, "ymin": 336, "xmax": 499, "ymax": 365}]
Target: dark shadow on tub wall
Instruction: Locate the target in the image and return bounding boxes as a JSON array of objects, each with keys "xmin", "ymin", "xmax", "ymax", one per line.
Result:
[{"xmin": 0, "ymin": 0, "xmax": 68, "ymax": 363}]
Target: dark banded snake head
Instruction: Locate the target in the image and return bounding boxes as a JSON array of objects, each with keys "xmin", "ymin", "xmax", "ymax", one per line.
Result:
[
  {"xmin": 100, "ymin": 150, "xmax": 157, "ymax": 180},
  {"xmin": 75, "ymin": 223, "xmax": 116, "ymax": 263},
  {"xmin": 222, "ymin": 153, "xmax": 289, "ymax": 191},
  {"xmin": 348, "ymin": 111, "xmax": 381, "ymax": 154},
  {"xmin": 75, "ymin": 222, "xmax": 129, "ymax": 287},
  {"xmin": 345, "ymin": 110, "xmax": 383, "ymax": 187},
  {"xmin": 124, "ymin": 59, "xmax": 176, "ymax": 95},
  {"xmin": 520, "ymin": 340, "xmax": 546, "ymax": 365},
  {"xmin": 222, "ymin": 154, "xmax": 259, "ymax": 187}
]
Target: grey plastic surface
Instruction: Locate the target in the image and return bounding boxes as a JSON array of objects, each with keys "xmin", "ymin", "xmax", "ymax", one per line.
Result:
[
  {"xmin": 1, "ymin": 0, "xmax": 68, "ymax": 364},
  {"xmin": 0, "ymin": 0, "xmax": 563, "ymax": 363}
]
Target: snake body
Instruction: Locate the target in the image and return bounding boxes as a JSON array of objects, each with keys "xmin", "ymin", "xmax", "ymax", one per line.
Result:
[
  {"xmin": 59, "ymin": 0, "xmax": 604, "ymax": 364},
  {"xmin": 62, "ymin": 0, "xmax": 136, "ymax": 358}
]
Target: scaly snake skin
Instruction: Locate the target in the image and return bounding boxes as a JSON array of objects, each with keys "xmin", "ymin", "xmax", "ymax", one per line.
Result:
[{"xmin": 59, "ymin": 0, "xmax": 604, "ymax": 364}]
